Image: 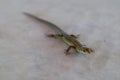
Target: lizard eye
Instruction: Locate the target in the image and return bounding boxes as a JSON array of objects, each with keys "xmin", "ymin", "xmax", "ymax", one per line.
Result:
[{"xmin": 83, "ymin": 49, "xmax": 86, "ymax": 52}]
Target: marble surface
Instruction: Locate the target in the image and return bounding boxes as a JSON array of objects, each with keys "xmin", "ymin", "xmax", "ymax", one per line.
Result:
[{"xmin": 0, "ymin": 0, "xmax": 120, "ymax": 80}]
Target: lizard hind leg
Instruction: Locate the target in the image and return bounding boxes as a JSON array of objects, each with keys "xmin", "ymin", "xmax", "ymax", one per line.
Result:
[
  {"xmin": 70, "ymin": 34, "xmax": 80, "ymax": 39},
  {"xmin": 47, "ymin": 34, "xmax": 63, "ymax": 38}
]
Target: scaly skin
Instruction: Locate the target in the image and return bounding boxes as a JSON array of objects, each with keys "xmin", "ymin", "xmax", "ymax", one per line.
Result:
[{"xmin": 24, "ymin": 12, "xmax": 93, "ymax": 55}]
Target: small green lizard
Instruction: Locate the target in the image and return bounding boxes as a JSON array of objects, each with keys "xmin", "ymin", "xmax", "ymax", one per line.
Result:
[{"xmin": 24, "ymin": 12, "xmax": 93, "ymax": 55}]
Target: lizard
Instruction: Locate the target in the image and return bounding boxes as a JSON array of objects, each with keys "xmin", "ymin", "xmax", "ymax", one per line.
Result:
[{"xmin": 23, "ymin": 12, "xmax": 93, "ymax": 55}]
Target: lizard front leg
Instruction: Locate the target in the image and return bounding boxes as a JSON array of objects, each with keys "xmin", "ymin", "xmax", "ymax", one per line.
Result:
[{"xmin": 66, "ymin": 46, "xmax": 75, "ymax": 55}]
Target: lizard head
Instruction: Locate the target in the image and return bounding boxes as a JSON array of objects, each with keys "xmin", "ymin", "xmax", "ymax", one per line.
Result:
[{"xmin": 77, "ymin": 46, "xmax": 93, "ymax": 54}]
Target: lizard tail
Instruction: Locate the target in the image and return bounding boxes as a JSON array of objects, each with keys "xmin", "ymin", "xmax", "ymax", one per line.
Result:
[{"xmin": 23, "ymin": 12, "xmax": 66, "ymax": 34}]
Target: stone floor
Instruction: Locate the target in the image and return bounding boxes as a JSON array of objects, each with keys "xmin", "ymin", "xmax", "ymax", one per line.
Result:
[{"xmin": 0, "ymin": 0, "xmax": 120, "ymax": 80}]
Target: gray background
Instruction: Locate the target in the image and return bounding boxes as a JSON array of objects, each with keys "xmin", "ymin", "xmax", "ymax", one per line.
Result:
[{"xmin": 0, "ymin": 0, "xmax": 120, "ymax": 80}]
